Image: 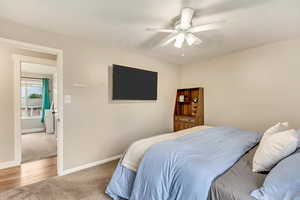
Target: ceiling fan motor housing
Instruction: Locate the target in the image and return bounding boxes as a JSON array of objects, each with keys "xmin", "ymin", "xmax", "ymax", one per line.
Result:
[{"xmin": 174, "ymin": 22, "xmax": 191, "ymax": 31}]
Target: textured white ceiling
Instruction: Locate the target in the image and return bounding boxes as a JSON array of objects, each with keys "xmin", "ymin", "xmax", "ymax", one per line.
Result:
[{"xmin": 0, "ymin": 0, "xmax": 299, "ymax": 65}]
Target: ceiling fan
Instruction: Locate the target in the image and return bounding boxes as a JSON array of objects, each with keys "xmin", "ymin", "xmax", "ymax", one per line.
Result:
[{"xmin": 147, "ymin": 8, "xmax": 225, "ymax": 48}]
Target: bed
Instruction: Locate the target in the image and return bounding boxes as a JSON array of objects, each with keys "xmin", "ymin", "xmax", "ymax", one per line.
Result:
[
  {"xmin": 208, "ymin": 146, "xmax": 266, "ymax": 200},
  {"xmin": 106, "ymin": 126, "xmax": 263, "ymax": 200}
]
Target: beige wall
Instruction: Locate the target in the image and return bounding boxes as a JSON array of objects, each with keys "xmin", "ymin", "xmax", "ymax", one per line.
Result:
[
  {"xmin": 180, "ymin": 39, "xmax": 300, "ymax": 132},
  {"xmin": 0, "ymin": 19, "xmax": 180, "ymax": 169},
  {"xmin": 0, "ymin": 46, "xmax": 15, "ymax": 163}
]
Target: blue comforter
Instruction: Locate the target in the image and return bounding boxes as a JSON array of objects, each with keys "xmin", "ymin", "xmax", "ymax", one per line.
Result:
[{"xmin": 106, "ymin": 127, "xmax": 261, "ymax": 200}]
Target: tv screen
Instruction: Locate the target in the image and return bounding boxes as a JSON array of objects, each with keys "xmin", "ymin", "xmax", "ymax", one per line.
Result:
[{"xmin": 112, "ymin": 65, "xmax": 157, "ymax": 100}]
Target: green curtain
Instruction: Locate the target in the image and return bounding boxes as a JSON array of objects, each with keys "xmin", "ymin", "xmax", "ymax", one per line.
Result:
[{"xmin": 41, "ymin": 78, "xmax": 51, "ymax": 123}]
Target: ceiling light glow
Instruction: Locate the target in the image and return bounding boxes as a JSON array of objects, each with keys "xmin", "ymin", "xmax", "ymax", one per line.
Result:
[
  {"xmin": 186, "ymin": 34, "xmax": 196, "ymax": 46},
  {"xmin": 174, "ymin": 33, "xmax": 185, "ymax": 48}
]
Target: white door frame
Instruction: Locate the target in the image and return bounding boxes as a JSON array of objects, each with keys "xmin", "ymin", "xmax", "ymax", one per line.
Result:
[
  {"xmin": 0, "ymin": 37, "xmax": 64, "ymax": 175},
  {"xmin": 13, "ymin": 55, "xmax": 57, "ymax": 160}
]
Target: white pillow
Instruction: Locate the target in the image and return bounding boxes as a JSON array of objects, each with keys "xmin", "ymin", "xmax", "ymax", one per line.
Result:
[
  {"xmin": 262, "ymin": 122, "xmax": 289, "ymax": 141},
  {"xmin": 253, "ymin": 129, "xmax": 298, "ymax": 172}
]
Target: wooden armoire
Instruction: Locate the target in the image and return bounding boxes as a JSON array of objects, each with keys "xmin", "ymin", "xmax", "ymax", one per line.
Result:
[{"xmin": 174, "ymin": 88, "xmax": 204, "ymax": 132}]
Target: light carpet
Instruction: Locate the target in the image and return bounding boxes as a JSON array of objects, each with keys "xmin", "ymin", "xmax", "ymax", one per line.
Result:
[
  {"xmin": 22, "ymin": 132, "xmax": 57, "ymax": 163},
  {"xmin": 0, "ymin": 160, "xmax": 118, "ymax": 200}
]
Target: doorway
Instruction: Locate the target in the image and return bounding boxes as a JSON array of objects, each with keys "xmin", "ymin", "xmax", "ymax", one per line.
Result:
[
  {"xmin": 20, "ymin": 60, "xmax": 58, "ymax": 163},
  {"xmin": 13, "ymin": 51, "xmax": 63, "ymax": 176},
  {"xmin": 0, "ymin": 37, "xmax": 64, "ymax": 178}
]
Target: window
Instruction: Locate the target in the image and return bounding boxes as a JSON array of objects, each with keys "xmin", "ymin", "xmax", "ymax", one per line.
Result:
[{"xmin": 21, "ymin": 79, "xmax": 43, "ymax": 118}]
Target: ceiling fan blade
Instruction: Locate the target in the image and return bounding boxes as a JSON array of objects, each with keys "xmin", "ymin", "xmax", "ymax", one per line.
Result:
[
  {"xmin": 159, "ymin": 33, "xmax": 179, "ymax": 46},
  {"xmin": 189, "ymin": 21, "xmax": 225, "ymax": 33},
  {"xmin": 146, "ymin": 28, "xmax": 177, "ymax": 33},
  {"xmin": 186, "ymin": 33, "xmax": 202, "ymax": 46},
  {"xmin": 174, "ymin": 33, "xmax": 185, "ymax": 48},
  {"xmin": 180, "ymin": 8, "xmax": 194, "ymax": 29}
]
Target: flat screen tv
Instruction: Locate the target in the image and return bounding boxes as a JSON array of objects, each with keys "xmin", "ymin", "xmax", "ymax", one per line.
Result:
[{"xmin": 112, "ymin": 65, "xmax": 157, "ymax": 100}]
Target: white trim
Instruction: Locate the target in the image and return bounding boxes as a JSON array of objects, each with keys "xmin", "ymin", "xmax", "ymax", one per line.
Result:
[
  {"xmin": 0, "ymin": 37, "xmax": 64, "ymax": 175},
  {"xmin": 0, "ymin": 160, "xmax": 20, "ymax": 170},
  {"xmin": 13, "ymin": 55, "xmax": 56, "ymax": 66},
  {"xmin": 13, "ymin": 55, "xmax": 22, "ymax": 166},
  {"xmin": 0, "ymin": 37, "xmax": 63, "ymax": 55},
  {"xmin": 13, "ymin": 55, "xmax": 59, "ymax": 166},
  {"xmin": 22, "ymin": 128, "xmax": 45, "ymax": 134},
  {"xmin": 56, "ymin": 50, "xmax": 64, "ymax": 176},
  {"xmin": 61, "ymin": 155, "xmax": 122, "ymax": 176},
  {"xmin": 21, "ymin": 116, "xmax": 41, "ymax": 120}
]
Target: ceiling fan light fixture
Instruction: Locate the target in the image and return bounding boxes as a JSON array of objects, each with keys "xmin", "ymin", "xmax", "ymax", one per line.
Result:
[
  {"xmin": 146, "ymin": 7, "xmax": 225, "ymax": 49},
  {"xmin": 186, "ymin": 34, "xmax": 196, "ymax": 46},
  {"xmin": 174, "ymin": 33, "xmax": 185, "ymax": 48}
]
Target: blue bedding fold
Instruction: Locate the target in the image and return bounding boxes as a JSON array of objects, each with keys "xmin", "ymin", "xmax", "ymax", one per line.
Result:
[
  {"xmin": 106, "ymin": 159, "xmax": 136, "ymax": 200},
  {"xmin": 106, "ymin": 126, "xmax": 261, "ymax": 200}
]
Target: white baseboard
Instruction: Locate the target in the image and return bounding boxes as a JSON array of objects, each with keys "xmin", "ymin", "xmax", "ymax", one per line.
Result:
[
  {"xmin": 60, "ymin": 155, "xmax": 122, "ymax": 176},
  {"xmin": 0, "ymin": 160, "xmax": 20, "ymax": 169},
  {"xmin": 22, "ymin": 128, "xmax": 45, "ymax": 134}
]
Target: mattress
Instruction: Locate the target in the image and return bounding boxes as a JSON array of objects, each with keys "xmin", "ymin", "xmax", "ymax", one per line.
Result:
[
  {"xmin": 106, "ymin": 127, "xmax": 261, "ymax": 200},
  {"xmin": 208, "ymin": 146, "xmax": 266, "ymax": 200}
]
